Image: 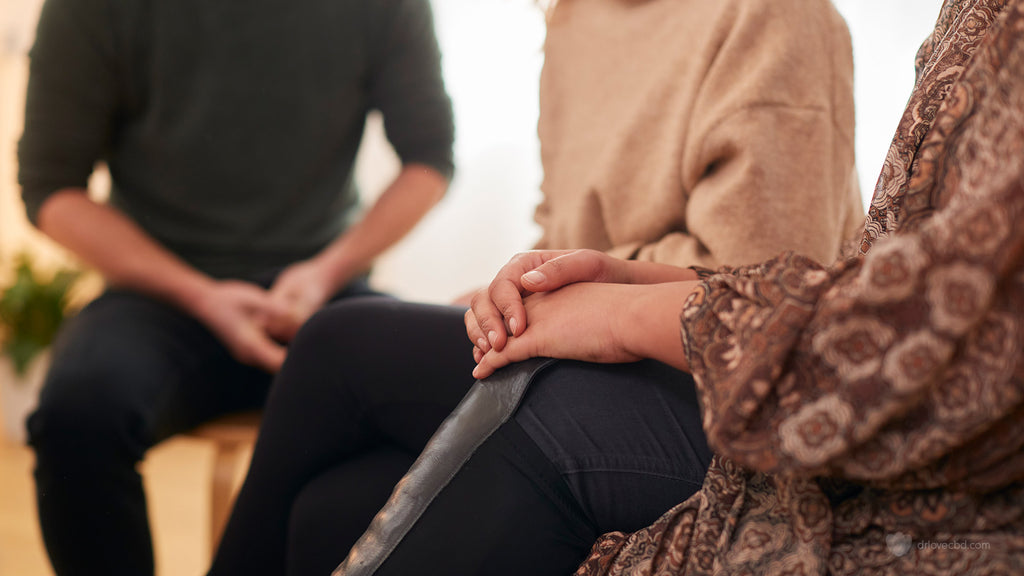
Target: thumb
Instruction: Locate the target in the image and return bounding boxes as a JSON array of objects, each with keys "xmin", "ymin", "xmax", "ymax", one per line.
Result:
[
  {"xmin": 240, "ymin": 327, "xmax": 288, "ymax": 373},
  {"xmin": 520, "ymin": 250, "xmax": 607, "ymax": 292},
  {"xmin": 247, "ymin": 288, "xmax": 300, "ymax": 322}
]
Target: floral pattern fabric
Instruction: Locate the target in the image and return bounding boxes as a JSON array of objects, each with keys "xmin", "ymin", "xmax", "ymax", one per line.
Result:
[{"xmin": 575, "ymin": 1, "xmax": 1024, "ymax": 574}]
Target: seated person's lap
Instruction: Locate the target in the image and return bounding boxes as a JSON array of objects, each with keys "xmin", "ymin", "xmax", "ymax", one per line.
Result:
[
  {"xmin": 31, "ymin": 289, "xmax": 272, "ymax": 453},
  {"xmin": 516, "ymin": 359, "xmax": 712, "ymax": 533},
  {"xmin": 373, "ymin": 358, "xmax": 711, "ymax": 576}
]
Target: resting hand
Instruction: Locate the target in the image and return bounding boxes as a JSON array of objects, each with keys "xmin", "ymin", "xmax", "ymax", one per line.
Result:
[
  {"xmin": 465, "ymin": 249, "xmax": 630, "ymax": 355},
  {"xmin": 472, "ymin": 280, "xmax": 701, "ymax": 379},
  {"xmin": 192, "ymin": 280, "xmax": 293, "ymax": 373},
  {"xmin": 265, "ymin": 258, "xmax": 336, "ymax": 342}
]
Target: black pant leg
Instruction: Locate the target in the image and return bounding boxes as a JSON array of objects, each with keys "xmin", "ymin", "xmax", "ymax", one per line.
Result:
[
  {"xmin": 210, "ymin": 298, "xmax": 477, "ymax": 576},
  {"xmin": 356, "ymin": 361, "xmax": 710, "ymax": 576},
  {"xmin": 374, "ymin": 420, "xmax": 598, "ymax": 576},
  {"xmin": 515, "ymin": 359, "xmax": 711, "ymax": 533},
  {"xmin": 286, "ymin": 448, "xmax": 416, "ymax": 576},
  {"xmin": 28, "ymin": 290, "xmax": 273, "ymax": 576}
]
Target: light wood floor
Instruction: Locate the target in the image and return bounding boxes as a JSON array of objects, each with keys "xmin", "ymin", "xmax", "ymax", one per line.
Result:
[{"xmin": 0, "ymin": 428, "xmax": 248, "ymax": 575}]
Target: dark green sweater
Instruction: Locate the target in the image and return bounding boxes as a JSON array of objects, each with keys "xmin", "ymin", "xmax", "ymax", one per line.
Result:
[{"xmin": 19, "ymin": 0, "xmax": 454, "ymax": 279}]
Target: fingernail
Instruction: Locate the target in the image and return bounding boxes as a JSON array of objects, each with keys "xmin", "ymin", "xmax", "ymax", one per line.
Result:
[
  {"xmin": 487, "ymin": 331, "xmax": 498, "ymax": 347},
  {"xmin": 508, "ymin": 317, "xmax": 518, "ymax": 335},
  {"xmin": 477, "ymin": 338, "xmax": 488, "ymax": 351},
  {"xmin": 522, "ymin": 270, "xmax": 546, "ymax": 284}
]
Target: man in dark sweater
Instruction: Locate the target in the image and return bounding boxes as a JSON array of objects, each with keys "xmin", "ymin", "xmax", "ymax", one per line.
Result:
[{"xmin": 17, "ymin": 0, "xmax": 454, "ymax": 573}]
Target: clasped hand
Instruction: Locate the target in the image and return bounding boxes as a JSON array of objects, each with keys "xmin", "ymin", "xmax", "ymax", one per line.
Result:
[
  {"xmin": 192, "ymin": 259, "xmax": 335, "ymax": 374},
  {"xmin": 465, "ymin": 249, "xmax": 700, "ymax": 379}
]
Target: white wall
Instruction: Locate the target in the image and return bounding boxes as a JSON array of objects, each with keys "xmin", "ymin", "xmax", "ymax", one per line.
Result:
[
  {"xmin": 363, "ymin": 0, "xmax": 546, "ymax": 303},
  {"xmin": 0, "ymin": 0, "xmax": 43, "ymax": 55},
  {"xmin": 0, "ymin": 0, "xmax": 51, "ymax": 284},
  {"xmin": 832, "ymin": 0, "xmax": 943, "ymax": 204}
]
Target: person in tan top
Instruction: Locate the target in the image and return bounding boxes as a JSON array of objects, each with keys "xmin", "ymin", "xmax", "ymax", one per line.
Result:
[
  {"xmin": 209, "ymin": 1, "xmax": 863, "ymax": 574},
  {"xmin": 535, "ymin": 0, "xmax": 863, "ymax": 267}
]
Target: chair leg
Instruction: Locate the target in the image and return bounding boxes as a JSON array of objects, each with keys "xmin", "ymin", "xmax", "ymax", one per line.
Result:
[{"xmin": 209, "ymin": 440, "xmax": 245, "ymax": 558}]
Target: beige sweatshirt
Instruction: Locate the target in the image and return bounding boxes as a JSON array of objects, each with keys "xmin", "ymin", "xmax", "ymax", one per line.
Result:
[{"xmin": 534, "ymin": 0, "xmax": 864, "ymax": 267}]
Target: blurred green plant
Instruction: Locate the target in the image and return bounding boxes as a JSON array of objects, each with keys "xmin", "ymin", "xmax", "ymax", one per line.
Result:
[{"xmin": 0, "ymin": 254, "xmax": 80, "ymax": 378}]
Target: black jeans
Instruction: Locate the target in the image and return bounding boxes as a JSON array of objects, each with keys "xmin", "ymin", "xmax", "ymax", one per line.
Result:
[
  {"xmin": 27, "ymin": 277, "xmax": 376, "ymax": 576},
  {"xmin": 209, "ymin": 298, "xmax": 711, "ymax": 576}
]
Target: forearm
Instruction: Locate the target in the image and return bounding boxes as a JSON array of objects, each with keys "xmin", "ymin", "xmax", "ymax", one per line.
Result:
[
  {"xmin": 36, "ymin": 189, "xmax": 213, "ymax": 313},
  {"xmin": 314, "ymin": 163, "xmax": 448, "ymax": 291}
]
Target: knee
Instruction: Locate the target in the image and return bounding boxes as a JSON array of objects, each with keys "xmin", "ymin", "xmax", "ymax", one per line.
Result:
[
  {"xmin": 28, "ymin": 354, "xmax": 148, "ymax": 463},
  {"xmin": 289, "ymin": 298, "xmax": 402, "ymax": 361},
  {"xmin": 290, "ymin": 305, "xmax": 352, "ymax": 352}
]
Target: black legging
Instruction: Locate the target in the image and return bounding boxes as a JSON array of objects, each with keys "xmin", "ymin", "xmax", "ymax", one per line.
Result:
[{"xmin": 210, "ymin": 298, "xmax": 711, "ymax": 576}]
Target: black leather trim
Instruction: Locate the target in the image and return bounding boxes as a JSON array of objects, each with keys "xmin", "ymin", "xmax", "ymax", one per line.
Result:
[{"xmin": 333, "ymin": 357, "xmax": 556, "ymax": 576}]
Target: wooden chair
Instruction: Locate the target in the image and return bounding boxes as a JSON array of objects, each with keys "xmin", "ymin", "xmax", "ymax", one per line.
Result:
[{"xmin": 184, "ymin": 410, "xmax": 262, "ymax": 557}]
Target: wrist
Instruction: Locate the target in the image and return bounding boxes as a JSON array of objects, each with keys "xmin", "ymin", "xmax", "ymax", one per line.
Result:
[
  {"xmin": 311, "ymin": 251, "xmax": 357, "ymax": 294},
  {"xmin": 618, "ymin": 283, "xmax": 694, "ymax": 370},
  {"xmin": 170, "ymin": 273, "xmax": 218, "ymax": 319}
]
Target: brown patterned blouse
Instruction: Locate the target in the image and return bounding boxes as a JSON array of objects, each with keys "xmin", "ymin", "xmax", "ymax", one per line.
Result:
[{"xmin": 575, "ymin": 1, "xmax": 1024, "ymax": 574}]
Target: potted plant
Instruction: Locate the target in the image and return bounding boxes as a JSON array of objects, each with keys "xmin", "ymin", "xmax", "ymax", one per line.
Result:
[{"xmin": 0, "ymin": 253, "xmax": 80, "ymax": 444}]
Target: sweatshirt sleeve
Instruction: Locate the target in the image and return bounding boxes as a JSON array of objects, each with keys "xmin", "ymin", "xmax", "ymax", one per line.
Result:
[
  {"xmin": 366, "ymin": 0, "xmax": 455, "ymax": 181},
  {"xmin": 680, "ymin": 28, "xmax": 1024, "ymax": 489},
  {"xmin": 630, "ymin": 0, "xmax": 860, "ymax": 268},
  {"xmin": 17, "ymin": 0, "xmax": 119, "ymax": 224}
]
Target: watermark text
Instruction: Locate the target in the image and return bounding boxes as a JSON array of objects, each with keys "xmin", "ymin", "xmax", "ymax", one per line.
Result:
[{"xmin": 886, "ymin": 532, "xmax": 991, "ymax": 557}]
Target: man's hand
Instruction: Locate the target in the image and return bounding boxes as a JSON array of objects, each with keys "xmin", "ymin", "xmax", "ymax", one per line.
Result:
[
  {"xmin": 192, "ymin": 280, "xmax": 294, "ymax": 373},
  {"xmin": 265, "ymin": 258, "xmax": 336, "ymax": 342}
]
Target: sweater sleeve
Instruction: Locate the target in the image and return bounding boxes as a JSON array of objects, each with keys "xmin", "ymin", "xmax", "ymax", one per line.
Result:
[
  {"xmin": 630, "ymin": 0, "xmax": 860, "ymax": 268},
  {"xmin": 680, "ymin": 22, "xmax": 1024, "ymax": 489},
  {"xmin": 366, "ymin": 0, "xmax": 455, "ymax": 181},
  {"xmin": 17, "ymin": 0, "xmax": 119, "ymax": 224}
]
